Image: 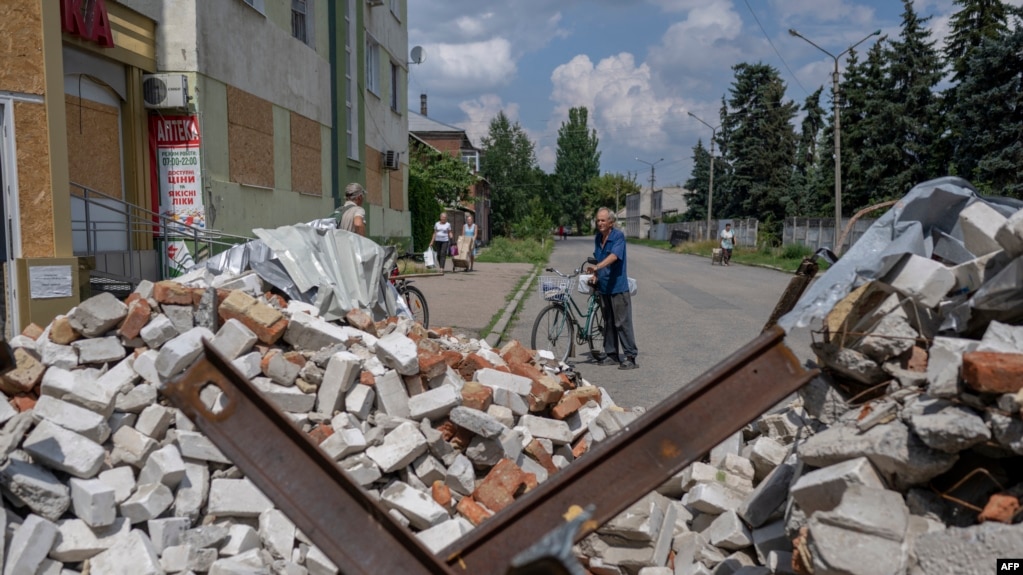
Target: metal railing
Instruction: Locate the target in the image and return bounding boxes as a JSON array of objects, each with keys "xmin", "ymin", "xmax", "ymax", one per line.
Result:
[{"xmin": 70, "ymin": 182, "xmax": 254, "ymax": 288}]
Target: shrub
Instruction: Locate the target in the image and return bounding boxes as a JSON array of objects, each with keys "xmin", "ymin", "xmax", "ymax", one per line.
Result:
[
  {"xmin": 476, "ymin": 237, "xmax": 553, "ymax": 265},
  {"xmin": 781, "ymin": 243, "xmax": 813, "ymax": 260}
]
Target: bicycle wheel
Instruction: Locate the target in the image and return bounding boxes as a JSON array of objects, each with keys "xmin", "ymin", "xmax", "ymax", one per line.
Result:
[
  {"xmin": 402, "ymin": 285, "xmax": 429, "ymax": 328},
  {"xmin": 531, "ymin": 304, "xmax": 574, "ymax": 363},
  {"xmin": 586, "ymin": 304, "xmax": 606, "ymax": 360}
]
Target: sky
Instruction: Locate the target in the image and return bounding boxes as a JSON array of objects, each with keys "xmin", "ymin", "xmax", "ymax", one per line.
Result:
[{"xmin": 407, "ymin": 0, "xmax": 1023, "ymax": 190}]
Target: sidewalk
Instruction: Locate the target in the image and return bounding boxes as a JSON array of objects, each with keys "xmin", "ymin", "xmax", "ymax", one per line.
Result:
[{"xmin": 408, "ymin": 262, "xmax": 535, "ymax": 341}]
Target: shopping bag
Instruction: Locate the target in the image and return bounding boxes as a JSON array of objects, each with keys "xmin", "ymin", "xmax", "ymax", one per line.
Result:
[
  {"xmin": 450, "ymin": 244, "xmax": 459, "ymax": 257},
  {"xmin": 424, "ymin": 247, "xmax": 436, "ymax": 268}
]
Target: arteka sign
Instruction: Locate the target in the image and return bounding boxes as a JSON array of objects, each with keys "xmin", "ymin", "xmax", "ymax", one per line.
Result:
[
  {"xmin": 148, "ymin": 115, "xmax": 206, "ymax": 233},
  {"xmin": 61, "ymin": 0, "xmax": 115, "ymax": 48}
]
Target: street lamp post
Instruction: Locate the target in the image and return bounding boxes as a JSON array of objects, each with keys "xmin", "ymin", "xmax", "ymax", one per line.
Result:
[
  {"xmin": 788, "ymin": 28, "xmax": 881, "ymax": 255},
  {"xmin": 635, "ymin": 158, "xmax": 663, "ymax": 237},
  {"xmin": 688, "ymin": 112, "xmax": 720, "ymax": 241}
]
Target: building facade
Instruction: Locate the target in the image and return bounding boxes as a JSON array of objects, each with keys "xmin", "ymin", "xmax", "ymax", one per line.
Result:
[{"xmin": 0, "ymin": 0, "xmax": 409, "ymax": 334}]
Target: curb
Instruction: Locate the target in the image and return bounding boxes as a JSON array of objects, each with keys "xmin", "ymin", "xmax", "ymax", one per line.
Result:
[{"xmin": 485, "ymin": 267, "xmax": 539, "ymax": 348}]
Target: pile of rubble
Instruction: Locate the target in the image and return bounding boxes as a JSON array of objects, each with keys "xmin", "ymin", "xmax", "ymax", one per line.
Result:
[{"xmin": 0, "ymin": 274, "xmax": 643, "ymax": 574}]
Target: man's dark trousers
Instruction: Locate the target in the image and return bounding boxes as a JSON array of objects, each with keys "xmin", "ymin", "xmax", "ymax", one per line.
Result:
[{"xmin": 600, "ymin": 291, "xmax": 638, "ymax": 360}]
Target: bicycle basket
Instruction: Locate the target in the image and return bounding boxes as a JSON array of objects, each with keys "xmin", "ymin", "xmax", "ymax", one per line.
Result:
[{"xmin": 538, "ymin": 276, "xmax": 570, "ymax": 302}]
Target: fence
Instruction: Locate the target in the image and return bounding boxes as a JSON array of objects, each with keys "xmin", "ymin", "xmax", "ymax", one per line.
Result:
[
  {"xmin": 653, "ymin": 218, "xmax": 758, "ymax": 247},
  {"xmin": 782, "ymin": 217, "xmax": 876, "ymax": 253}
]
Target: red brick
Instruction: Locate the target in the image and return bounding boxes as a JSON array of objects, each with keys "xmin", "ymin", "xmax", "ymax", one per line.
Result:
[
  {"xmin": 509, "ymin": 361, "xmax": 543, "ymax": 383},
  {"xmin": 457, "ymin": 353, "xmax": 494, "ymax": 380},
  {"xmin": 309, "ymin": 423, "xmax": 334, "ymax": 444},
  {"xmin": 461, "ymin": 382, "xmax": 493, "ymax": 411},
  {"xmin": 418, "ymin": 351, "xmax": 448, "ymax": 379},
  {"xmin": 417, "ymin": 337, "xmax": 442, "ymax": 355},
  {"xmin": 1, "ymin": 348, "xmax": 45, "ymax": 394},
  {"xmin": 10, "ymin": 394, "xmax": 37, "ymax": 412},
  {"xmin": 456, "ymin": 496, "xmax": 493, "ymax": 526},
  {"xmin": 529, "ymin": 378, "xmax": 564, "ymax": 412},
  {"xmin": 21, "ymin": 323, "xmax": 44, "ymax": 340},
  {"xmin": 49, "ymin": 316, "xmax": 81, "ymax": 345},
  {"xmin": 345, "ymin": 308, "xmax": 377, "ymax": 336},
  {"xmin": 978, "ymin": 493, "xmax": 1020, "ymax": 524},
  {"xmin": 523, "ymin": 439, "xmax": 559, "ymax": 475},
  {"xmin": 499, "ymin": 340, "xmax": 534, "ymax": 366},
  {"xmin": 792, "ymin": 526, "xmax": 812, "ymax": 575},
  {"xmin": 962, "ymin": 351, "xmax": 1023, "ymax": 394},
  {"xmin": 440, "ymin": 350, "xmax": 462, "ymax": 368},
  {"xmin": 153, "ymin": 280, "xmax": 194, "ymax": 305},
  {"xmin": 436, "ymin": 420, "xmax": 458, "ymax": 442},
  {"xmin": 117, "ymin": 298, "xmax": 152, "ymax": 340},
  {"xmin": 265, "ymin": 292, "xmax": 287, "ymax": 309},
  {"xmin": 125, "ymin": 292, "xmax": 142, "ymax": 306},
  {"xmin": 558, "ymin": 372, "xmax": 577, "ymax": 391},
  {"xmin": 220, "ymin": 294, "xmax": 288, "ymax": 345},
  {"xmin": 904, "ymin": 345, "xmax": 928, "ymax": 372},
  {"xmin": 360, "ymin": 371, "xmax": 375, "ymax": 386},
  {"xmin": 431, "ymin": 480, "xmax": 452, "ymax": 508},
  {"xmin": 260, "ymin": 349, "xmax": 279, "ymax": 377},
  {"xmin": 572, "ymin": 437, "xmax": 589, "ymax": 458},
  {"xmin": 550, "ymin": 395, "xmax": 584, "ymax": 420},
  {"xmin": 283, "ymin": 351, "xmax": 306, "ymax": 370},
  {"xmin": 434, "ymin": 326, "xmax": 454, "ymax": 338},
  {"xmin": 473, "ymin": 459, "xmax": 530, "ymax": 513}
]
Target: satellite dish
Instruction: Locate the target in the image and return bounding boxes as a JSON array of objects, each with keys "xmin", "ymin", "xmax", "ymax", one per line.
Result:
[{"xmin": 410, "ymin": 46, "xmax": 426, "ymax": 65}]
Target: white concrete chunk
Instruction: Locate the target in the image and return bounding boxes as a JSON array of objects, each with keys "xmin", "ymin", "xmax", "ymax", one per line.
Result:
[
  {"xmin": 176, "ymin": 429, "xmax": 231, "ymax": 464},
  {"xmin": 320, "ymin": 426, "xmax": 368, "ymax": 459},
  {"xmin": 50, "ymin": 518, "xmax": 104, "ymax": 562},
  {"xmin": 39, "ymin": 367, "xmax": 116, "ymax": 417},
  {"xmin": 89, "ymin": 530, "xmax": 163, "ymax": 575},
  {"xmin": 137, "ymin": 444, "xmax": 187, "ymax": 488},
  {"xmin": 790, "ymin": 457, "xmax": 885, "ymax": 516},
  {"xmin": 375, "ymin": 332, "xmax": 419, "ymax": 375},
  {"xmin": 259, "ymin": 508, "xmax": 296, "ymax": 560},
  {"xmin": 416, "ymin": 518, "xmax": 473, "ymax": 554},
  {"xmin": 374, "ymin": 370, "xmax": 411, "ymax": 419},
  {"xmin": 380, "ymin": 481, "xmax": 449, "ymax": 530},
  {"xmin": 687, "ymin": 482, "xmax": 746, "ymax": 515},
  {"xmin": 366, "ymin": 421, "xmax": 428, "ymax": 473},
  {"xmin": 706, "ymin": 510, "xmax": 753, "ymax": 550},
  {"xmin": 253, "ymin": 377, "xmax": 317, "ymax": 413},
  {"xmin": 220, "ymin": 523, "xmax": 260, "ymax": 556},
  {"xmin": 120, "ymin": 483, "xmax": 174, "ymax": 523},
  {"xmin": 114, "ymin": 383, "xmax": 158, "ymax": 414},
  {"xmin": 284, "ymin": 312, "xmax": 352, "ymax": 350},
  {"xmin": 338, "ymin": 454, "xmax": 382, "ymax": 486},
  {"xmin": 155, "ymin": 327, "xmax": 215, "ymax": 379},
  {"xmin": 476, "ymin": 368, "xmax": 532, "ymax": 396},
  {"xmin": 69, "ymin": 477, "xmax": 117, "ymax": 527},
  {"xmin": 68, "ymin": 292, "xmax": 128, "ymax": 337},
  {"xmin": 211, "ymin": 318, "xmax": 258, "ymax": 360},
  {"xmin": 317, "ymin": 351, "xmax": 362, "ymax": 414},
  {"xmin": 208, "ymin": 478, "xmax": 274, "ymax": 517},
  {"xmin": 232, "ymin": 351, "xmax": 263, "ymax": 380},
  {"xmin": 882, "ymin": 254, "xmax": 955, "ymax": 308},
  {"xmin": 132, "ymin": 349, "xmax": 162, "ymax": 385},
  {"xmin": 173, "ymin": 462, "xmax": 210, "ymax": 521},
  {"xmin": 4, "ymin": 514, "xmax": 58, "ymax": 575},
  {"xmin": 305, "ymin": 544, "xmax": 340, "ymax": 575},
  {"xmin": 959, "ymin": 200, "xmax": 1006, "ymax": 256},
  {"xmin": 449, "ymin": 406, "xmax": 506, "ymax": 438},
  {"xmin": 37, "ymin": 338, "xmax": 78, "ymax": 370},
  {"xmin": 146, "ymin": 516, "xmax": 191, "ymax": 554},
  {"xmin": 139, "ymin": 314, "xmax": 179, "ymax": 349},
  {"xmin": 72, "ymin": 336, "xmax": 126, "ymax": 365},
  {"xmin": 491, "ymin": 387, "xmax": 529, "ymax": 415},
  {"xmin": 518, "ymin": 414, "xmax": 573, "ymax": 445},
  {"xmin": 23, "ymin": 420, "xmax": 105, "ymax": 478},
  {"xmin": 31, "ymin": 395, "xmax": 111, "ymax": 443},
  {"xmin": 408, "ymin": 385, "xmax": 461, "ymax": 420},
  {"xmin": 134, "ymin": 404, "xmax": 174, "ymax": 440},
  {"xmin": 445, "ymin": 453, "xmax": 476, "ymax": 495},
  {"xmin": 110, "ymin": 425, "xmax": 158, "ymax": 468},
  {"xmin": 344, "ymin": 384, "xmax": 375, "ymax": 420}
]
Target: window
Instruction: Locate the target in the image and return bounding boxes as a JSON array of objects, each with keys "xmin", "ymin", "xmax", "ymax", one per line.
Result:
[
  {"xmin": 390, "ymin": 61, "xmax": 399, "ymax": 111},
  {"xmin": 366, "ymin": 38, "xmax": 380, "ymax": 96},
  {"xmin": 345, "ymin": 0, "xmax": 358, "ymax": 160},
  {"xmin": 241, "ymin": 0, "xmax": 266, "ymax": 15},
  {"xmin": 291, "ymin": 0, "xmax": 310, "ymax": 45},
  {"xmin": 389, "ymin": 0, "xmax": 400, "ymax": 19},
  {"xmin": 461, "ymin": 150, "xmax": 479, "ymax": 172}
]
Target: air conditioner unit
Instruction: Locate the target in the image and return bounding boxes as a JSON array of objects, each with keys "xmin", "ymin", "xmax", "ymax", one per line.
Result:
[
  {"xmin": 142, "ymin": 74, "xmax": 189, "ymax": 109},
  {"xmin": 381, "ymin": 150, "xmax": 400, "ymax": 170}
]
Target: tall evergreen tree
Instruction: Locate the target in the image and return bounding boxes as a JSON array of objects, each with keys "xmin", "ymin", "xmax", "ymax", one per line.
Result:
[
  {"xmin": 683, "ymin": 140, "xmax": 712, "ymax": 221},
  {"xmin": 788, "ymin": 87, "xmax": 827, "ymax": 216},
  {"xmin": 480, "ymin": 111, "xmax": 538, "ymax": 236},
  {"xmin": 949, "ymin": 14, "xmax": 1023, "ymax": 196},
  {"xmin": 841, "ymin": 41, "xmax": 892, "ymax": 211},
  {"xmin": 719, "ymin": 62, "xmax": 798, "ymax": 239},
  {"xmin": 553, "ymin": 107, "xmax": 601, "ymax": 233},
  {"xmin": 945, "ymin": 0, "xmax": 1010, "ymax": 81}
]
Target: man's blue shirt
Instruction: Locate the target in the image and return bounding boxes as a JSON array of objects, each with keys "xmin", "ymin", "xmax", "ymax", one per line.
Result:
[{"xmin": 594, "ymin": 228, "xmax": 629, "ymax": 294}]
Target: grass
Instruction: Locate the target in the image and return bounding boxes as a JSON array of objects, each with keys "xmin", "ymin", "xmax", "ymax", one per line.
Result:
[
  {"xmin": 479, "ymin": 263, "xmax": 539, "ymax": 340},
  {"xmin": 475, "ymin": 237, "xmax": 554, "ymax": 265},
  {"xmin": 669, "ymin": 239, "xmax": 827, "ymax": 273}
]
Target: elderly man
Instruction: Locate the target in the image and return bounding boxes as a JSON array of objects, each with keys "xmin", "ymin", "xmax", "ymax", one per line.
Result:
[
  {"xmin": 335, "ymin": 182, "xmax": 366, "ymax": 236},
  {"xmin": 586, "ymin": 207, "xmax": 638, "ymax": 370}
]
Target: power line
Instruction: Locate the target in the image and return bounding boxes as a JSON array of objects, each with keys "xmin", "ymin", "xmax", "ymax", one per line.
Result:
[{"xmin": 743, "ymin": 0, "xmax": 809, "ymax": 97}]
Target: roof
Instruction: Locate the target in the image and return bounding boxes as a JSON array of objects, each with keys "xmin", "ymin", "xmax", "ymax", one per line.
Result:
[{"xmin": 408, "ymin": 111, "xmax": 479, "ymax": 150}]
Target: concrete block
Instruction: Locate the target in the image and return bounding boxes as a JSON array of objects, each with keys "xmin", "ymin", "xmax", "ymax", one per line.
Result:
[
  {"xmin": 97, "ymin": 466, "xmax": 137, "ymax": 504},
  {"xmin": 132, "ymin": 349, "xmax": 162, "ymax": 385},
  {"xmin": 259, "ymin": 508, "xmax": 296, "ymax": 560},
  {"xmin": 68, "ymin": 292, "xmax": 128, "ymax": 337},
  {"xmin": 751, "ymin": 520, "xmax": 791, "ymax": 564},
  {"xmin": 476, "ymin": 368, "xmax": 532, "ymax": 396},
  {"xmin": 39, "ymin": 366, "xmax": 116, "ymax": 417},
  {"xmin": 600, "ymin": 492, "xmax": 671, "ymax": 543},
  {"xmin": 231, "ymin": 350, "xmax": 263, "ymax": 380},
  {"xmin": 253, "ymin": 377, "xmax": 317, "ymax": 413},
  {"xmin": 926, "ymin": 336, "xmax": 979, "ymax": 398},
  {"xmin": 790, "ymin": 456, "xmax": 885, "ymax": 516},
  {"xmin": 156, "ymin": 327, "xmax": 215, "ymax": 379},
  {"xmin": 115, "ymin": 383, "xmax": 158, "ymax": 414},
  {"xmin": 174, "ymin": 462, "xmax": 210, "ymax": 522},
  {"xmin": 344, "ymin": 384, "xmax": 375, "ymax": 420},
  {"xmin": 120, "ymin": 483, "xmax": 174, "ymax": 523},
  {"xmin": 220, "ymin": 523, "xmax": 260, "ymax": 556},
  {"xmin": 139, "ymin": 314, "xmax": 179, "ymax": 349},
  {"xmin": 23, "ymin": 420, "xmax": 105, "ymax": 478},
  {"xmin": 376, "ymin": 332, "xmax": 419, "ymax": 375},
  {"xmin": 72, "ymin": 336, "xmax": 126, "ymax": 365},
  {"xmin": 284, "ymin": 312, "xmax": 352, "ymax": 350},
  {"xmin": 4, "ymin": 514, "xmax": 58, "ymax": 575},
  {"xmin": 37, "ymin": 337, "xmax": 78, "ymax": 370},
  {"xmin": 320, "ymin": 426, "xmax": 367, "ymax": 459},
  {"xmin": 721, "ymin": 454, "xmax": 755, "ymax": 483},
  {"xmin": 905, "ymin": 395, "xmax": 990, "ymax": 453},
  {"xmin": 69, "ymin": 477, "xmax": 117, "ymax": 527},
  {"xmin": 706, "ymin": 510, "xmax": 753, "ymax": 551},
  {"xmin": 31, "ymin": 395, "xmax": 111, "ymax": 443},
  {"xmin": 317, "ymin": 351, "xmax": 362, "ymax": 414},
  {"xmin": 409, "ymin": 385, "xmax": 461, "ymax": 421},
  {"xmin": 374, "ymin": 370, "xmax": 411, "ymax": 419},
  {"xmin": 208, "ymin": 478, "xmax": 273, "ymax": 517},
  {"xmin": 305, "ymin": 544, "xmax": 340, "ymax": 575},
  {"xmin": 710, "ymin": 431, "xmax": 743, "ymax": 467},
  {"xmin": 746, "ymin": 436, "xmax": 788, "ymax": 482},
  {"xmin": 338, "ymin": 453, "xmax": 382, "ymax": 486},
  {"xmin": 738, "ymin": 462, "xmax": 795, "ymax": 529},
  {"xmin": 881, "ymin": 253, "xmax": 955, "ymax": 308},
  {"xmin": 959, "ymin": 200, "xmax": 1006, "ymax": 256},
  {"xmin": 381, "ymin": 481, "xmax": 449, "ymax": 530},
  {"xmin": 89, "ymin": 530, "xmax": 163, "ymax": 575},
  {"xmin": 487, "ymin": 404, "xmax": 515, "ymax": 428},
  {"xmin": 416, "ymin": 517, "xmax": 472, "ymax": 554},
  {"xmin": 366, "ymin": 421, "xmax": 428, "ymax": 473},
  {"xmin": 163, "ymin": 304, "xmax": 195, "ymax": 334},
  {"xmin": 491, "ymin": 386, "xmax": 529, "ymax": 415},
  {"xmin": 854, "ymin": 313, "xmax": 918, "ymax": 364},
  {"xmin": 210, "ymin": 315, "xmax": 259, "ymax": 356},
  {"xmin": 147, "ymin": 516, "xmax": 190, "ymax": 554},
  {"xmin": 176, "ymin": 429, "xmax": 231, "ymax": 464},
  {"xmin": 138, "ymin": 444, "xmax": 187, "ymax": 487},
  {"xmin": 950, "ymin": 250, "xmax": 1010, "ymax": 296},
  {"xmin": 50, "ymin": 518, "xmax": 104, "ymax": 562},
  {"xmin": 449, "ymin": 406, "xmax": 506, "ymax": 438},
  {"xmin": 111, "ymin": 425, "xmax": 158, "ymax": 468},
  {"xmin": 687, "ymin": 482, "xmax": 746, "ymax": 515},
  {"xmin": 445, "ymin": 453, "xmax": 476, "ymax": 495},
  {"xmin": 807, "ymin": 517, "xmax": 905, "ymax": 575},
  {"xmin": 996, "ymin": 207, "xmax": 1023, "ymax": 257},
  {"xmin": 814, "ymin": 484, "xmax": 909, "ymax": 542},
  {"xmin": 135, "ymin": 404, "xmax": 174, "ymax": 440}
]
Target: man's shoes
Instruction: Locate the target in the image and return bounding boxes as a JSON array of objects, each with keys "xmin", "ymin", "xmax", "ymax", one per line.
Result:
[
  {"xmin": 618, "ymin": 358, "xmax": 638, "ymax": 370},
  {"xmin": 596, "ymin": 356, "xmax": 619, "ymax": 366}
]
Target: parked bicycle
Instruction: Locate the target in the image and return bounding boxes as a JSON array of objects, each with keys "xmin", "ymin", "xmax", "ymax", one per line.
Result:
[
  {"xmin": 390, "ymin": 252, "xmax": 429, "ymax": 327},
  {"xmin": 530, "ymin": 258, "xmax": 605, "ymax": 363}
]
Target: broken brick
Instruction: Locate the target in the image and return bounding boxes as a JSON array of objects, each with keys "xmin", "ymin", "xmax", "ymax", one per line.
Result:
[
  {"xmin": 21, "ymin": 323, "xmax": 44, "ymax": 340},
  {"xmin": 49, "ymin": 316, "xmax": 81, "ymax": 345},
  {"xmin": 345, "ymin": 308, "xmax": 377, "ymax": 336},
  {"xmin": 978, "ymin": 493, "xmax": 1020, "ymax": 524},
  {"xmin": 461, "ymin": 382, "xmax": 493, "ymax": 411},
  {"xmin": 456, "ymin": 496, "xmax": 492, "ymax": 526},
  {"xmin": 962, "ymin": 351, "xmax": 1023, "ymax": 394},
  {"xmin": 499, "ymin": 340, "xmax": 534, "ymax": 367},
  {"xmin": 431, "ymin": 480, "xmax": 452, "ymax": 508},
  {"xmin": 1, "ymin": 348, "xmax": 45, "ymax": 394},
  {"xmin": 153, "ymin": 280, "xmax": 194, "ymax": 305},
  {"xmin": 117, "ymin": 298, "xmax": 152, "ymax": 340},
  {"xmin": 473, "ymin": 458, "xmax": 531, "ymax": 513},
  {"xmin": 523, "ymin": 439, "xmax": 559, "ymax": 475}
]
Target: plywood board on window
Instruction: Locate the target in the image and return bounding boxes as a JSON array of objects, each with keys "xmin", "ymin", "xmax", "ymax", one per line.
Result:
[
  {"xmin": 0, "ymin": 1, "xmax": 45, "ymax": 95},
  {"xmin": 66, "ymin": 95, "xmax": 122, "ymax": 198},
  {"xmin": 365, "ymin": 147, "xmax": 382, "ymax": 206},
  {"xmin": 227, "ymin": 86, "xmax": 274, "ymax": 189},
  {"xmin": 389, "ymin": 168, "xmax": 403, "ymax": 211},
  {"xmin": 14, "ymin": 101, "xmax": 55, "ymax": 258},
  {"xmin": 290, "ymin": 112, "xmax": 321, "ymax": 196}
]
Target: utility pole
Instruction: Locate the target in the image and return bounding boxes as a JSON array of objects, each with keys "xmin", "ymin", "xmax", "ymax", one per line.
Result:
[
  {"xmin": 635, "ymin": 157, "xmax": 664, "ymax": 194},
  {"xmin": 688, "ymin": 112, "xmax": 719, "ymax": 241},
  {"xmin": 788, "ymin": 27, "xmax": 881, "ymax": 255}
]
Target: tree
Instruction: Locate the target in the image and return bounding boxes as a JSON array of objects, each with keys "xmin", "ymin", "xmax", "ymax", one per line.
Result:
[
  {"xmin": 945, "ymin": 0, "xmax": 1010, "ymax": 82},
  {"xmin": 589, "ymin": 172, "xmax": 641, "ymax": 225},
  {"xmin": 407, "ymin": 145, "xmax": 477, "ymax": 208},
  {"xmin": 788, "ymin": 88, "xmax": 827, "ymax": 216},
  {"xmin": 840, "ymin": 41, "xmax": 892, "ymax": 212},
  {"xmin": 683, "ymin": 140, "xmax": 714, "ymax": 221},
  {"xmin": 480, "ymin": 112, "xmax": 539, "ymax": 236},
  {"xmin": 719, "ymin": 62, "xmax": 798, "ymax": 240},
  {"xmin": 949, "ymin": 14, "xmax": 1023, "ymax": 196},
  {"xmin": 553, "ymin": 107, "xmax": 601, "ymax": 233}
]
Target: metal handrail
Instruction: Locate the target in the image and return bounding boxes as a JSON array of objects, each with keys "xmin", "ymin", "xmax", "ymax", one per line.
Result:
[{"xmin": 69, "ymin": 182, "xmax": 254, "ymax": 285}]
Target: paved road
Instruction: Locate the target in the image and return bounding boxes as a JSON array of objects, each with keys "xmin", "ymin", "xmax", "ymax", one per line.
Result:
[{"xmin": 508, "ymin": 236, "xmax": 815, "ymax": 409}]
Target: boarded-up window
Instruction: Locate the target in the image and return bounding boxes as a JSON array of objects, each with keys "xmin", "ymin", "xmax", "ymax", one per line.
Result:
[
  {"xmin": 290, "ymin": 112, "xmax": 321, "ymax": 196},
  {"xmin": 228, "ymin": 86, "xmax": 274, "ymax": 188},
  {"xmin": 389, "ymin": 168, "xmax": 403, "ymax": 211},
  {"xmin": 66, "ymin": 95, "xmax": 122, "ymax": 198}
]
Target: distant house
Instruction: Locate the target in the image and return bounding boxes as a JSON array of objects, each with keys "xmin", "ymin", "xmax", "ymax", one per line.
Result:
[
  {"xmin": 624, "ymin": 186, "xmax": 690, "ymax": 238},
  {"xmin": 408, "ymin": 103, "xmax": 491, "ymax": 244}
]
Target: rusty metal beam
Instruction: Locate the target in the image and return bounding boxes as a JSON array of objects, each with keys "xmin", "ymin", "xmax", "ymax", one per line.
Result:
[
  {"xmin": 442, "ymin": 325, "xmax": 816, "ymax": 574},
  {"xmin": 165, "ymin": 341, "xmax": 456, "ymax": 575}
]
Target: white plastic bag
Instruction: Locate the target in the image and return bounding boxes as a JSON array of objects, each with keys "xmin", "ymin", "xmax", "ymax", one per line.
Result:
[
  {"xmin": 578, "ymin": 274, "xmax": 593, "ymax": 294},
  {"xmin": 628, "ymin": 277, "xmax": 638, "ymax": 296},
  {"xmin": 424, "ymin": 247, "xmax": 436, "ymax": 268}
]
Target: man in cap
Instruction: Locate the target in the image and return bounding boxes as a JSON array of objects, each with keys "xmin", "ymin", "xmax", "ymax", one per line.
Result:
[{"xmin": 335, "ymin": 182, "xmax": 366, "ymax": 236}]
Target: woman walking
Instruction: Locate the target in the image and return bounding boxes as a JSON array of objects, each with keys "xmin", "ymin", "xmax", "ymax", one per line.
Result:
[
  {"xmin": 462, "ymin": 215, "xmax": 477, "ymax": 271},
  {"xmin": 431, "ymin": 212, "xmax": 453, "ymax": 271}
]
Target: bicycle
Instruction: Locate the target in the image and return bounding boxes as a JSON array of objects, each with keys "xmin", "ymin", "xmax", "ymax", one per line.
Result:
[
  {"xmin": 390, "ymin": 252, "xmax": 430, "ymax": 327},
  {"xmin": 530, "ymin": 258, "xmax": 605, "ymax": 363}
]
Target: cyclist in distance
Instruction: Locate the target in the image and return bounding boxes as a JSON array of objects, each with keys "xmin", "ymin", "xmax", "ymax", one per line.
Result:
[{"xmin": 586, "ymin": 207, "xmax": 638, "ymax": 370}]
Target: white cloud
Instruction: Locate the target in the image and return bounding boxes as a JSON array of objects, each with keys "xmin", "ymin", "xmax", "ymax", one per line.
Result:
[
  {"xmin": 456, "ymin": 94, "xmax": 520, "ymax": 150},
  {"xmin": 413, "ymin": 39, "xmax": 517, "ymax": 95},
  {"xmin": 770, "ymin": 0, "xmax": 876, "ymax": 26}
]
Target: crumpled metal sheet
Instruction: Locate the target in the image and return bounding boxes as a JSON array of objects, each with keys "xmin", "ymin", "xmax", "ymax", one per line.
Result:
[
  {"xmin": 778, "ymin": 176, "xmax": 1020, "ymax": 334},
  {"xmin": 203, "ymin": 220, "xmax": 399, "ymax": 321}
]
